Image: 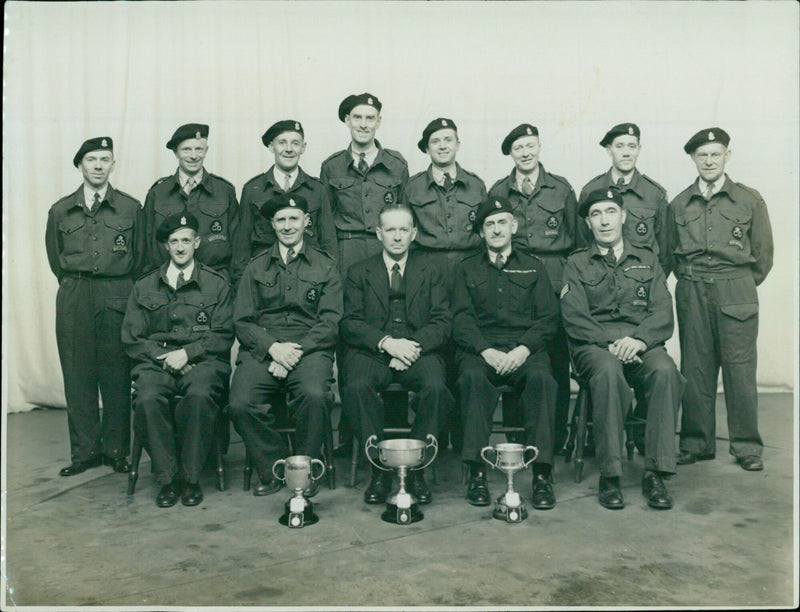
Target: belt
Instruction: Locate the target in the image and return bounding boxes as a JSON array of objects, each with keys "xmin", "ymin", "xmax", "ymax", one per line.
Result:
[
  {"xmin": 64, "ymin": 271, "xmax": 126, "ymax": 280},
  {"xmin": 675, "ymin": 264, "xmax": 751, "ymax": 282},
  {"xmin": 336, "ymin": 231, "xmax": 377, "ymax": 240}
]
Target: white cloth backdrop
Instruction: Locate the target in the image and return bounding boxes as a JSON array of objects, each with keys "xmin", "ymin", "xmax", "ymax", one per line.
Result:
[{"xmin": 3, "ymin": 1, "xmax": 798, "ymax": 412}]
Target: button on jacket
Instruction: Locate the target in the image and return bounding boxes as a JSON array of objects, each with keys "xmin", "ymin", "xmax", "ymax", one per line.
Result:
[
  {"xmin": 234, "ymin": 243, "xmax": 342, "ymax": 361},
  {"xmin": 452, "ymin": 249, "xmax": 559, "ymax": 355},
  {"xmin": 46, "ymin": 184, "xmax": 145, "ymax": 280},
  {"xmin": 122, "ymin": 262, "xmax": 234, "ymax": 364},
  {"xmin": 320, "ymin": 141, "xmax": 409, "ymax": 236},
  {"xmin": 403, "ymin": 163, "xmax": 487, "ymax": 253},
  {"xmin": 666, "ymin": 176, "xmax": 773, "ymax": 285},
  {"xmin": 560, "ymin": 243, "xmax": 673, "ymax": 349},
  {"xmin": 232, "ymin": 166, "xmax": 337, "ymax": 284},
  {"xmin": 144, "ymin": 171, "xmax": 239, "ymax": 276},
  {"xmin": 578, "ymin": 169, "xmax": 670, "ymax": 274}
]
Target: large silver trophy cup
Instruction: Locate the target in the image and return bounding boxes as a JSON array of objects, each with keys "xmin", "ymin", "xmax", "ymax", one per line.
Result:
[
  {"xmin": 272, "ymin": 455, "xmax": 326, "ymax": 528},
  {"xmin": 481, "ymin": 442, "xmax": 539, "ymax": 523},
  {"xmin": 365, "ymin": 434, "xmax": 438, "ymax": 525}
]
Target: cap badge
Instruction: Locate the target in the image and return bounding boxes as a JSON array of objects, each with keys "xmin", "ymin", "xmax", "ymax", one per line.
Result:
[
  {"xmin": 367, "ymin": 97, "xmax": 373, "ymax": 104},
  {"xmin": 708, "ymin": 131, "xmax": 715, "ymax": 141},
  {"xmin": 289, "ymin": 198, "xmax": 296, "ymax": 207},
  {"xmin": 101, "ymin": 139, "xmax": 108, "ymax": 147},
  {"xmin": 195, "ymin": 131, "xmax": 202, "ymax": 140},
  {"xmin": 526, "ymin": 127, "xmax": 532, "ymax": 135},
  {"xmin": 441, "ymin": 119, "xmax": 448, "ymax": 126},
  {"xmin": 607, "ymin": 190, "xmax": 614, "ymax": 199},
  {"xmin": 495, "ymin": 200, "xmax": 502, "ymax": 209},
  {"xmin": 180, "ymin": 216, "xmax": 187, "ymax": 225},
  {"xmin": 627, "ymin": 126, "xmax": 634, "ymax": 135},
  {"xmin": 295, "ymin": 122, "xmax": 300, "ymax": 130},
  {"xmin": 468, "ymin": 210, "xmax": 476, "ymax": 222}
]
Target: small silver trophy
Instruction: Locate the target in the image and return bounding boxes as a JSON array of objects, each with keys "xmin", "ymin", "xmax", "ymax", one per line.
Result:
[
  {"xmin": 481, "ymin": 442, "xmax": 539, "ymax": 523},
  {"xmin": 272, "ymin": 455, "xmax": 326, "ymax": 528}
]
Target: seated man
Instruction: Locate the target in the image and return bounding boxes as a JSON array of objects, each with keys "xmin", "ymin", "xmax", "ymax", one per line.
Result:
[
  {"xmin": 560, "ymin": 187, "xmax": 683, "ymax": 510},
  {"xmin": 122, "ymin": 213, "xmax": 233, "ymax": 508},
  {"xmin": 453, "ymin": 197, "xmax": 560, "ymax": 510},
  {"xmin": 229, "ymin": 194, "xmax": 342, "ymax": 496},
  {"xmin": 340, "ymin": 202, "xmax": 454, "ymax": 506}
]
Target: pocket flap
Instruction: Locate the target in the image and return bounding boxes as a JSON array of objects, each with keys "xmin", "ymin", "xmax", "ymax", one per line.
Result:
[
  {"xmin": 578, "ymin": 270, "xmax": 608, "ymax": 287},
  {"xmin": 104, "ymin": 216, "xmax": 134, "ymax": 231},
  {"xmin": 675, "ymin": 211, "xmax": 702, "ymax": 226},
  {"xmin": 506, "ymin": 270, "xmax": 538, "ymax": 288},
  {"xmin": 58, "ymin": 219, "xmax": 85, "ymax": 234},
  {"xmin": 138, "ymin": 292, "xmax": 169, "ymax": 311},
  {"xmin": 720, "ymin": 303, "xmax": 758, "ymax": 321},
  {"xmin": 627, "ymin": 206, "xmax": 656, "ymax": 221},
  {"xmin": 537, "ymin": 199, "xmax": 565, "ymax": 213},
  {"xmin": 184, "ymin": 293, "xmax": 220, "ymax": 308},
  {"xmin": 331, "ymin": 177, "xmax": 356, "ymax": 190}
]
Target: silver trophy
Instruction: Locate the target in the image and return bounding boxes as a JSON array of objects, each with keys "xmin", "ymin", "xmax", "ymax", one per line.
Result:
[
  {"xmin": 272, "ymin": 455, "xmax": 326, "ymax": 528},
  {"xmin": 481, "ymin": 442, "xmax": 539, "ymax": 523},
  {"xmin": 365, "ymin": 435, "xmax": 438, "ymax": 525}
]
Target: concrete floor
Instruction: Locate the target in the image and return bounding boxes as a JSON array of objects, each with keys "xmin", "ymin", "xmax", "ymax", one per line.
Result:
[{"xmin": 3, "ymin": 393, "xmax": 797, "ymax": 609}]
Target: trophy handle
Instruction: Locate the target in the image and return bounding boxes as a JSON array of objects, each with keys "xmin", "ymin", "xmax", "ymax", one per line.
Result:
[
  {"xmin": 272, "ymin": 459, "xmax": 286, "ymax": 482},
  {"xmin": 417, "ymin": 434, "xmax": 439, "ymax": 471},
  {"xmin": 480, "ymin": 446, "xmax": 498, "ymax": 469},
  {"xmin": 522, "ymin": 445, "xmax": 540, "ymax": 468},
  {"xmin": 364, "ymin": 435, "xmax": 390, "ymax": 472},
  {"xmin": 310, "ymin": 458, "xmax": 326, "ymax": 481}
]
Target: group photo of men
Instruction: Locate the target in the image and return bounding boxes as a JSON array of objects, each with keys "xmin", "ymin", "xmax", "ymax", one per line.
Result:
[{"xmin": 3, "ymin": 1, "xmax": 796, "ymax": 609}]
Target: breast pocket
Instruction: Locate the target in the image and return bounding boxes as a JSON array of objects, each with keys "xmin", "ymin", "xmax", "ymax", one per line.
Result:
[
  {"xmin": 57, "ymin": 218, "xmax": 87, "ymax": 255},
  {"xmin": 104, "ymin": 216, "xmax": 135, "ymax": 255},
  {"xmin": 718, "ymin": 206, "xmax": 752, "ymax": 251},
  {"xmin": 465, "ymin": 271, "xmax": 490, "ymax": 313},
  {"xmin": 456, "ymin": 193, "xmax": 482, "ymax": 231},
  {"xmin": 578, "ymin": 269, "xmax": 610, "ymax": 307},
  {"xmin": 536, "ymin": 200, "xmax": 566, "ymax": 240},
  {"xmin": 137, "ymin": 291, "xmax": 171, "ymax": 332},
  {"xmin": 621, "ymin": 266, "xmax": 654, "ymax": 308},
  {"xmin": 373, "ymin": 176, "xmax": 401, "ymax": 205},
  {"xmin": 297, "ymin": 270, "xmax": 327, "ymax": 311},
  {"xmin": 625, "ymin": 207, "xmax": 656, "ymax": 246},
  {"xmin": 254, "ymin": 270, "xmax": 281, "ymax": 304},
  {"xmin": 184, "ymin": 293, "xmax": 220, "ymax": 331},
  {"xmin": 506, "ymin": 271, "xmax": 539, "ymax": 315},
  {"xmin": 198, "ymin": 200, "xmax": 230, "ymax": 242},
  {"xmin": 674, "ymin": 210, "xmax": 704, "ymax": 248}
]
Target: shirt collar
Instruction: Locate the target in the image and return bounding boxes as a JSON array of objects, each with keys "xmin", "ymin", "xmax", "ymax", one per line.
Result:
[
  {"xmin": 382, "ymin": 250, "xmax": 409, "ymax": 276},
  {"xmin": 698, "ymin": 174, "xmax": 726, "ymax": 197},
  {"xmin": 595, "ymin": 239, "xmax": 625, "ymax": 261},
  {"xmin": 83, "ymin": 184, "xmax": 109, "ymax": 209},
  {"xmin": 278, "ymin": 240, "xmax": 305, "ymax": 264},
  {"xmin": 430, "ymin": 163, "xmax": 458, "ymax": 186},
  {"xmin": 178, "ymin": 168, "xmax": 204, "ymax": 190},
  {"xmin": 273, "ymin": 166, "xmax": 300, "ymax": 190},
  {"xmin": 610, "ymin": 168, "xmax": 635, "ymax": 186},
  {"xmin": 513, "ymin": 164, "xmax": 542, "ymax": 192},
  {"xmin": 487, "ymin": 245, "xmax": 512, "ymax": 265},
  {"xmin": 350, "ymin": 143, "xmax": 379, "ymax": 167},
  {"xmin": 165, "ymin": 260, "xmax": 196, "ymax": 290}
]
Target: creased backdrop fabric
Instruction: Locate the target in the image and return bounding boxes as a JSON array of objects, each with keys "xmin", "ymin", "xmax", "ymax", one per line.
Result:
[{"xmin": 3, "ymin": 1, "xmax": 798, "ymax": 412}]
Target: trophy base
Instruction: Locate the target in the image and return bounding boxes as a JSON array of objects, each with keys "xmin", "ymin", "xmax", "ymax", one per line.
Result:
[
  {"xmin": 492, "ymin": 494, "xmax": 528, "ymax": 523},
  {"xmin": 382, "ymin": 501, "xmax": 424, "ymax": 525},
  {"xmin": 279, "ymin": 498, "xmax": 319, "ymax": 528}
]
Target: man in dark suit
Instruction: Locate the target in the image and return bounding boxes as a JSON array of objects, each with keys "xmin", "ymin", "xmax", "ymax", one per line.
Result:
[{"xmin": 340, "ymin": 202, "xmax": 454, "ymax": 505}]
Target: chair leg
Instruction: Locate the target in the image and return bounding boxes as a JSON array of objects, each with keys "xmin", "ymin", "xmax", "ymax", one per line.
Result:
[
  {"xmin": 324, "ymin": 402, "xmax": 336, "ymax": 490},
  {"xmin": 625, "ymin": 422, "xmax": 635, "ymax": 461},
  {"xmin": 350, "ymin": 435, "xmax": 360, "ymax": 487},
  {"xmin": 214, "ymin": 411, "xmax": 226, "ymax": 492},
  {"xmin": 127, "ymin": 435, "xmax": 144, "ymax": 496},
  {"xmin": 243, "ymin": 449, "xmax": 253, "ymax": 491},
  {"xmin": 573, "ymin": 388, "xmax": 589, "ymax": 483}
]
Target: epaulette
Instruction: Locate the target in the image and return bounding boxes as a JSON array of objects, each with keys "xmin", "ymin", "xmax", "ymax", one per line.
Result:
[
  {"xmin": 197, "ymin": 262, "xmax": 228, "ymax": 281},
  {"xmin": 305, "ymin": 243, "xmax": 335, "ymax": 262},
  {"xmin": 207, "ymin": 172, "xmax": 235, "ymax": 191},
  {"xmin": 459, "ymin": 250, "xmax": 482, "ymax": 264},
  {"xmin": 640, "ymin": 173, "xmax": 667, "ymax": 195},
  {"xmin": 53, "ymin": 192, "xmax": 76, "ymax": 207},
  {"xmin": 242, "ymin": 173, "xmax": 267, "ymax": 192},
  {"xmin": 148, "ymin": 175, "xmax": 173, "ymax": 191},
  {"xmin": 321, "ymin": 149, "xmax": 349, "ymax": 166},
  {"xmin": 407, "ymin": 169, "xmax": 428, "ymax": 183},
  {"xmin": 381, "ymin": 148, "xmax": 408, "ymax": 167},
  {"xmin": 488, "ymin": 176, "xmax": 508, "ymax": 194},
  {"xmin": 136, "ymin": 266, "xmax": 161, "ymax": 281},
  {"xmin": 113, "ymin": 188, "xmax": 141, "ymax": 204},
  {"xmin": 547, "ymin": 172, "xmax": 576, "ymax": 192},
  {"xmin": 734, "ymin": 182, "xmax": 764, "ymax": 201},
  {"xmin": 458, "ymin": 166, "xmax": 484, "ymax": 183},
  {"xmin": 672, "ymin": 183, "xmax": 696, "ymax": 201},
  {"xmin": 568, "ymin": 246, "xmax": 590, "ymax": 256}
]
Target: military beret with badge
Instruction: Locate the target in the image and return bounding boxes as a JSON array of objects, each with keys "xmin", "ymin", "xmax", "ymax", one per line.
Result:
[
  {"xmin": 578, "ymin": 187, "xmax": 624, "ymax": 218},
  {"xmin": 262, "ymin": 120, "xmax": 304, "ymax": 147},
  {"xmin": 473, "ymin": 196, "xmax": 515, "ymax": 231},
  {"xmin": 156, "ymin": 212, "xmax": 200, "ymax": 243},
  {"xmin": 166, "ymin": 123, "xmax": 209, "ymax": 151},
  {"xmin": 73, "ymin": 136, "xmax": 113, "ymax": 167},
  {"xmin": 261, "ymin": 193, "xmax": 309, "ymax": 219},
  {"xmin": 338, "ymin": 92, "xmax": 382, "ymax": 122},
  {"xmin": 418, "ymin": 117, "xmax": 458, "ymax": 152},
  {"xmin": 599, "ymin": 123, "xmax": 640, "ymax": 147},
  {"xmin": 683, "ymin": 127, "xmax": 730, "ymax": 154},
  {"xmin": 501, "ymin": 123, "xmax": 539, "ymax": 155}
]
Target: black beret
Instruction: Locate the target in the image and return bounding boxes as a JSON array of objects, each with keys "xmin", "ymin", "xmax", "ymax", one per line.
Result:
[
  {"xmin": 599, "ymin": 123, "xmax": 640, "ymax": 147},
  {"xmin": 262, "ymin": 120, "xmax": 304, "ymax": 147},
  {"xmin": 261, "ymin": 193, "xmax": 309, "ymax": 220},
  {"xmin": 501, "ymin": 124, "xmax": 539, "ymax": 155},
  {"xmin": 156, "ymin": 213, "xmax": 200, "ymax": 243},
  {"xmin": 166, "ymin": 123, "xmax": 209, "ymax": 151},
  {"xmin": 338, "ymin": 93, "xmax": 382, "ymax": 122},
  {"xmin": 474, "ymin": 196, "xmax": 515, "ymax": 231},
  {"xmin": 73, "ymin": 136, "xmax": 113, "ymax": 167},
  {"xmin": 683, "ymin": 127, "xmax": 730, "ymax": 154},
  {"xmin": 578, "ymin": 187, "xmax": 624, "ymax": 218},
  {"xmin": 417, "ymin": 117, "xmax": 458, "ymax": 152}
]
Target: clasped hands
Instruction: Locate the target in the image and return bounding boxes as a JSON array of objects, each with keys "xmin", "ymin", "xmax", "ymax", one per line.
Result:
[
  {"xmin": 268, "ymin": 342, "xmax": 304, "ymax": 379},
  {"xmin": 480, "ymin": 345, "xmax": 530, "ymax": 376},
  {"xmin": 383, "ymin": 337, "xmax": 421, "ymax": 372},
  {"xmin": 608, "ymin": 336, "xmax": 646, "ymax": 364},
  {"xmin": 156, "ymin": 349, "xmax": 192, "ymax": 376}
]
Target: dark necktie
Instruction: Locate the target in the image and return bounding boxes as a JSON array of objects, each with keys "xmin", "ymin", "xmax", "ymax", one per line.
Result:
[
  {"xmin": 443, "ymin": 172, "xmax": 453, "ymax": 191},
  {"xmin": 176, "ymin": 271, "xmax": 187, "ymax": 289},
  {"xmin": 494, "ymin": 253, "xmax": 505, "ymax": 270},
  {"xmin": 521, "ymin": 177, "xmax": 533, "ymax": 196},
  {"xmin": 604, "ymin": 249, "xmax": 616, "ymax": 267},
  {"xmin": 390, "ymin": 263, "xmax": 402, "ymax": 296},
  {"xmin": 358, "ymin": 152, "xmax": 368, "ymax": 174},
  {"xmin": 286, "ymin": 247, "xmax": 296, "ymax": 265},
  {"xmin": 92, "ymin": 192, "xmax": 100, "ymax": 209},
  {"xmin": 616, "ymin": 177, "xmax": 625, "ymax": 188}
]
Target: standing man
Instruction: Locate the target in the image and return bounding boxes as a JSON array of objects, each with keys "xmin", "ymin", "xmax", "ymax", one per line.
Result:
[
  {"xmin": 340, "ymin": 202, "xmax": 454, "ymax": 506},
  {"xmin": 561, "ymin": 188, "xmax": 683, "ymax": 509},
  {"xmin": 452, "ymin": 197, "xmax": 560, "ymax": 510},
  {"xmin": 229, "ymin": 194, "xmax": 342, "ymax": 496},
  {"xmin": 489, "ymin": 124, "xmax": 577, "ymax": 453},
  {"xmin": 122, "ymin": 213, "xmax": 233, "ymax": 507},
  {"xmin": 232, "ymin": 120, "xmax": 337, "ymax": 285},
  {"xmin": 46, "ymin": 136, "xmax": 144, "ymax": 476},
  {"xmin": 144, "ymin": 123, "xmax": 239, "ymax": 279},
  {"xmin": 668, "ymin": 128, "xmax": 773, "ymax": 471}
]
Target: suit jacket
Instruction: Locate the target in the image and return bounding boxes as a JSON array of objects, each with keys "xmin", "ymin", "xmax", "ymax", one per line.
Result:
[{"xmin": 340, "ymin": 251, "xmax": 450, "ymax": 361}]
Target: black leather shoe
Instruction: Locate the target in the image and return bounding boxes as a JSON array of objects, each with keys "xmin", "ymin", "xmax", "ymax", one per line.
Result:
[
  {"xmin": 103, "ymin": 455, "xmax": 130, "ymax": 473},
  {"xmin": 363, "ymin": 470, "xmax": 392, "ymax": 505},
  {"xmin": 407, "ymin": 470, "xmax": 432, "ymax": 505},
  {"xmin": 156, "ymin": 483, "xmax": 179, "ymax": 508},
  {"xmin": 181, "ymin": 482, "xmax": 204, "ymax": 506},
  {"xmin": 59, "ymin": 455, "xmax": 102, "ymax": 477},
  {"xmin": 253, "ymin": 478, "xmax": 282, "ymax": 497},
  {"xmin": 737, "ymin": 455, "xmax": 764, "ymax": 471},
  {"xmin": 676, "ymin": 450, "xmax": 715, "ymax": 465},
  {"xmin": 466, "ymin": 468, "xmax": 491, "ymax": 506},
  {"xmin": 531, "ymin": 473, "xmax": 556, "ymax": 510},
  {"xmin": 598, "ymin": 476, "xmax": 625, "ymax": 510},
  {"xmin": 641, "ymin": 471, "xmax": 673, "ymax": 509}
]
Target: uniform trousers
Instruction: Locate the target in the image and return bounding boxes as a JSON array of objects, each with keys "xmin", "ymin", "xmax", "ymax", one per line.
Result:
[
  {"xmin": 341, "ymin": 351, "xmax": 453, "ymax": 444},
  {"xmin": 457, "ymin": 349, "xmax": 557, "ymax": 465},
  {"xmin": 55, "ymin": 275, "xmax": 132, "ymax": 462},
  {"xmin": 131, "ymin": 359, "xmax": 229, "ymax": 485},
  {"xmin": 229, "ymin": 350, "xmax": 334, "ymax": 483},
  {"xmin": 571, "ymin": 344, "xmax": 682, "ymax": 477},
  {"xmin": 675, "ymin": 276, "xmax": 762, "ymax": 458}
]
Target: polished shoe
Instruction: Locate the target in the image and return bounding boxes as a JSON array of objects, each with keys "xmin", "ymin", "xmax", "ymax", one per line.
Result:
[
  {"xmin": 737, "ymin": 455, "xmax": 764, "ymax": 471},
  {"xmin": 181, "ymin": 482, "xmax": 204, "ymax": 506},
  {"xmin": 531, "ymin": 472, "xmax": 556, "ymax": 510},
  {"xmin": 59, "ymin": 455, "xmax": 102, "ymax": 477},
  {"xmin": 253, "ymin": 478, "xmax": 283, "ymax": 497},
  {"xmin": 407, "ymin": 470, "xmax": 432, "ymax": 505},
  {"xmin": 598, "ymin": 476, "xmax": 625, "ymax": 510},
  {"xmin": 466, "ymin": 467, "xmax": 491, "ymax": 506},
  {"xmin": 363, "ymin": 470, "xmax": 392, "ymax": 505},
  {"xmin": 103, "ymin": 455, "xmax": 130, "ymax": 473},
  {"xmin": 676, "ymin": 450, "xmax": 715, "ymax": 465},
  {"xmin": 641, "ymin": 471, "xmax": 673, "ymax": 509},
  {"xmin": 156, "ymin": 483, "xmax": 180, "ymax": 508}
]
